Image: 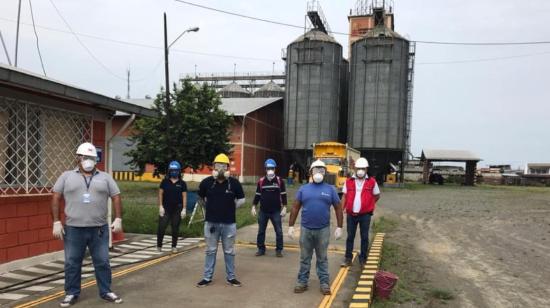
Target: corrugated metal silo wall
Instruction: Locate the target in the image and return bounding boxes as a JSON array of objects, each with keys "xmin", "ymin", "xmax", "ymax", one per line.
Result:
[
  {"xmin": 348, "ymin": 36, "xmax": 410, "ymax": 151},
  {"xmin": 338, "ymin": 58, "xmax": 349, "ymax": 143},
  {"xmin": 284, "ymin": 39, "xmax": 343, "ymax": 150}
]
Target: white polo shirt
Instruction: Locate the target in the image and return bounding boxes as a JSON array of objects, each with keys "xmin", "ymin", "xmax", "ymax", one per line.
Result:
[{"xmin": 342, "ymin": 176, "xmax": 380, "ymax": 213}]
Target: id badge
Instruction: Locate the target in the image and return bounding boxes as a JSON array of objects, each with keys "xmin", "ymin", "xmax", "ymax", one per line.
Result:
[{"xmin": 83, "ymin": 193, "xmax": 91, "ymax": 204}]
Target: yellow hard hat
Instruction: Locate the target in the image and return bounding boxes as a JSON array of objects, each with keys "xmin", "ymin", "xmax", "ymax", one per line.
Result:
[{"xmin": 214, "ymin": 153, "xmax": 230, "ymax": 164}]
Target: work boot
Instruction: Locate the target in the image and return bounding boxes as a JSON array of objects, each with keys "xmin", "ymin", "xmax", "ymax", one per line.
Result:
[
  {"xmin": 320, "ymin": 285, "xmax": 332, "ymax": 295},
  {"xmin": 276, "ymin": 251, "xmax": 283, "ymax": 258},
  {"xmin": 340, "ymin": 259, "xmax": 352, "ymax": 267},
  {"xmin": 294, "ymin": 284, "xmax": 308, "ymax": 293},
  {"xmin": 255, "ymin": 250, "xmax": 265, "ymax": 256}
]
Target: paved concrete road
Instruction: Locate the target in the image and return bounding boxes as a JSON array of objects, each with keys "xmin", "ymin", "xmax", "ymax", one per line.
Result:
[{"xmin": 17, "ymin": 212, "xmax": 363, "ymax": 308}]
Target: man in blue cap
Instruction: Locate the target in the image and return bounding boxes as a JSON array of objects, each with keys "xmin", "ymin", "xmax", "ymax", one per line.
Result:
[
  {"xmin": 157, "ymin": 161, "xmax": 187, "ymax": 253},
  {"xmin": 251, "ymin": 158, "xmax": 287, "ymax": 257}
]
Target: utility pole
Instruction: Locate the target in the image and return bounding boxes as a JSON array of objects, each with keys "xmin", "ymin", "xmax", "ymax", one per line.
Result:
[
  {"xmin": 126, "ymin": 68, "xmax": 130, "ymax": 99},
  {"xmin": 15, "ymin": 0, "xmax": 22, "ymax": 67}
]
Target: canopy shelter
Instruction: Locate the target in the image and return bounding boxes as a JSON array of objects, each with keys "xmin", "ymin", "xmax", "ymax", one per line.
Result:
[{"xmin": 420, "ymin": 149, "xmax": 481, "ymax": 186}]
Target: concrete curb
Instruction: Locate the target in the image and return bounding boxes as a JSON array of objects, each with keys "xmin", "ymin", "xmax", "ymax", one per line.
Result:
[{"xmin": 348, "ymin": 233, "xmax": 385, "ymax": 308}]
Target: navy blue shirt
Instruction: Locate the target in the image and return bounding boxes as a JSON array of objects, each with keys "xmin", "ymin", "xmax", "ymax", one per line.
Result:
[
  {"xmin": 160, "ymin": 178, "xmax": 187, "ymax": 212},
  {"xmin": 253, "ymin": 176, "xmax": 288, "ymax": 213},
  {"xmin": 296, "ymin": 183, "xmax": 340, "ymax": 229},
  {"xmin": 198, "ymin": 176, "xmax": 245, "ymax": 224}
]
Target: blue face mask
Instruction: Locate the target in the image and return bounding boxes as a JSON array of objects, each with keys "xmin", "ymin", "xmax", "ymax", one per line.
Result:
[{"xmin": 168, "ymin": 170, "xmax": 180, "ymax": 178}]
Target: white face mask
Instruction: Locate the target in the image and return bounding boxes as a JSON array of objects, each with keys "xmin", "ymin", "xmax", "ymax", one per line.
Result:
[
  {"xmin": 312, "ymin": 173, "xmax": 324, "ymax": 183},
  {"xmin": 356, "ymin": 169, "xmax": 366, "ymax": 178},
  {"xmin": 81, "ymin": 159, "xmax": 96, "ymax": 172},
  {"xmin": 266, "ymin": 169, "xmax": 275, "ymax": 180}
]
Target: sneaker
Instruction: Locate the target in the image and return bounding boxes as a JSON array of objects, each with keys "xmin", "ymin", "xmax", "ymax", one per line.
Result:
[
  {"xmin": 294, "ymin": 284, "xmax": 308, "ymax": 293},
  {"xmin": 340, "ymin": 259, "xmax": 352, "ymax": 267},
  {"xmin": 60, "ymin": 294, "xmax": 78, "ymax": 307},
  {"xmin": 276, "ymin": 251, "xmax": 283, "ymax": 258},
  {"xmin": 255, "ymin": 250, "xmax": 265, "ymax": 256},
  {"xmin": 171, "ymin": 247, "xmax": 178, "ymax": 253},
  {"xmin": 196, "ymin": 279, "xmax": 212, "ymax": 288},
  {"xmin": 320, "ymin": 285, "xmax": 332, "ymax": 295},
  {"xmin": 226, "ymin": 278, "xmax": 242, "ymax": 287},
  {"xmin": 102, "ymin": 292, "xmax": 123, "ymax": 304}
]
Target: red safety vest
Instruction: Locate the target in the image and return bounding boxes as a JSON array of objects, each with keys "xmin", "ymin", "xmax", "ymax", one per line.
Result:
[{"xmin": 344, "ymin": 177, "xmax": 377, "ymax": 215}]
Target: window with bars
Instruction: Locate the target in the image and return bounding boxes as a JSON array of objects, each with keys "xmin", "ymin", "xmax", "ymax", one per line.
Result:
[{"xmin": 0, "ymin": 97, "xmax": 92, "ymax": 194}]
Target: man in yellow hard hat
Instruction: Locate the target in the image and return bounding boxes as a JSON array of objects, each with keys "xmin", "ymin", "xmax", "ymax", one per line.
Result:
[{"xmin": 196, "ymin": 154, "xmax": 245, "ymax": 288}]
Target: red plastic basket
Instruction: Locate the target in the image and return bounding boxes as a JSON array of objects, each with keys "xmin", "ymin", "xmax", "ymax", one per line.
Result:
[{"xmin": 374, "ymin": 271, "xmax": 398, "ymax": 299}]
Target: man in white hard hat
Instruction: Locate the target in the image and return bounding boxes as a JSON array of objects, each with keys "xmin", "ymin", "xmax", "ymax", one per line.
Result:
[
  {"xmin": 288, "ymin": 159, "xmax": 343, "ymax": 295},
  {"xmin": 340, "ymin": 157, "xmax": 380, "ymax": 267},
  {"xmin": 51, "ymin": 142, "xmax": 124, "ymax": 307}
]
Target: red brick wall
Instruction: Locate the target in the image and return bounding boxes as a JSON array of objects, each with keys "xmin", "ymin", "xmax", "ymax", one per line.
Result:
[
  {"xmin": 93, "ymin": 120, "xmax": 106, "ymax": 171},
  {"xmin": 0, "ymin": 195, "xmax": 64, "ymax": 264}
]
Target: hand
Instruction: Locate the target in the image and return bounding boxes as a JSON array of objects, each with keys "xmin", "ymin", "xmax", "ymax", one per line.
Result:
[
  {"xmin": 288, "ymin": 226, "xmax": 295, "ymax": 240},
  {"xmin": 181, "ymin": 210, "xmax": 187, "ymax": 219},
  {"xmin": 52, "ymin": 221, "xmax": 64, "ymax": 240},
  {"xmin": 159, "ymin": 206, "xmax": 165, "ymax": 217},
  {"xmin": 111, "ymin": 218, "xmax": 123, "ymax": 233},
  {"xmin": 334, "ymin": 227, "xmax": 342, "ymax": 240},
  {"xmin": 251, "ymin": 206, "xmax": 257, "ymax": 217},
  {"xmin": 280, "ymin": 207, "xmax": 287, "ymax": 217}
]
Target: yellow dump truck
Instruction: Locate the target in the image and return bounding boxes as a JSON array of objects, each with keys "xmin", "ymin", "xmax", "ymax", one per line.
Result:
[{"xmin": 312, "ymin": 142, "xmax": 361, "ymax": 190}]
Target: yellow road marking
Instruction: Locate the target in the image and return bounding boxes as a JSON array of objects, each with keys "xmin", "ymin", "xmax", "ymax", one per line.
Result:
[
  {"xmin": 318, "ymin": 253, "xmax": 356, "ymax": 308},
  {"xmin": 14, "ymin": 246, "xmax": 201, "ymax": 308},
  {"xmin": 349, "ymin": 303, "xmax": 369, "ymax": 307}
]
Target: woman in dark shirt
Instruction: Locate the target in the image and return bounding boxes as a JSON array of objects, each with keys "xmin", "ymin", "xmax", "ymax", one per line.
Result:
[{"xmin": 157, "ymin": 161, "xmax": 187, "ymax": 253}]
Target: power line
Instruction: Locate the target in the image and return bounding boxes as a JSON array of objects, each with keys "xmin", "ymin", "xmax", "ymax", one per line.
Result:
[
  {"xmin": 416, "ymin": 50, "xmax": 550, "ymax": 65},
  {"xmin": 48, "ymin": 0, "xmax": 130, "ymax": 81},
  {"xmin": 28, "ymin": 0, "xmax": 46, "ymax": 76},
  {"xmin": 174, "ymin": 0, "xmax": 550, "ymax": 46},
  {"xmin": 0, "ymin": 16, "xmax": 280, "ymax": 62}
]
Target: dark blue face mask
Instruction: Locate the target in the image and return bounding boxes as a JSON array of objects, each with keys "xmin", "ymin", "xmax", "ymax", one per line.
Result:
[{"xmin": 168, "ymin": 170, "xmax": 180, "ymax": 178}]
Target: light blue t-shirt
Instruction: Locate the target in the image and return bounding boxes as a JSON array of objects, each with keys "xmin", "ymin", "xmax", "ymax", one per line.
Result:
[{"xmin": 296, "ymin": 183, "xmax": 340, "ymax": 229}]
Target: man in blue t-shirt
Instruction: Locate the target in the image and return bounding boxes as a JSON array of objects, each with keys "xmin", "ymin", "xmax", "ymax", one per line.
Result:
[{"xmin": 288, "ymin": 160, "xmax": 343, "ymax": 295}]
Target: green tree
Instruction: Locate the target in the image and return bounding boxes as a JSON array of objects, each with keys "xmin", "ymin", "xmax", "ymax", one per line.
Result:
[{"xmin": 126, "ymin": 79, "xmax": 233, "ymax": 174}]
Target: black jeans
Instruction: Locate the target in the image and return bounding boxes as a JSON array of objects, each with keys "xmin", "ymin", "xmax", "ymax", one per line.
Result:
[
  {"xmin": 257, "ymin": 210, "xmax": 283, "ymax": 252},
  {"xmin": 345, "ymin": 213, "xmax": 372, "ymax": 263},
  {"xmin": 157, "ymin": 208, "xmax": 182, "ymax": 248}
]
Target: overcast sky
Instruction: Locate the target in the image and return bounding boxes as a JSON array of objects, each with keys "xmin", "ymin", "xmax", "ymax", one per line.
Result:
[{"xmin": 1, "ymin": 0, "xmax": 549, "ymax": 168}]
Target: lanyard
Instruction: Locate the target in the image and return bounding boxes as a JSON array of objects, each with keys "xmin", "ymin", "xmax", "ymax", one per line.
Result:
[{"xmin": 83, "ymin": 173, "xmax": 95, "ymax": 192}]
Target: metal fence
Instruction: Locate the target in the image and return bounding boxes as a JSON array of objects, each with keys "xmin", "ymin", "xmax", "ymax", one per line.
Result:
[{"xmin": 0, "ymin": 97, "xmax": 92, "ymax": 194}]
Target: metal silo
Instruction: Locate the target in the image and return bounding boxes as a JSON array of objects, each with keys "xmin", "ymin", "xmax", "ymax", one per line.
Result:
[
  {"xmin": 254, "ymin": 81, "xmax": 285, "ymax": 98},
  {"xmin": 284, "ymin": 29, "xmax": 343, "ymax": 153},
  {"xmin": 219, "ymin": 82, "xmax": 251, "ymax": 98},
  {"xmin": 348, "ymin": 24, "xmax": 410, "ymax": 182}
]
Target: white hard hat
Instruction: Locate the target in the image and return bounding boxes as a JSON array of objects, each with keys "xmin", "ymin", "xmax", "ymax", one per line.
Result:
[
  {"xmin": 310, "ymin": 159, "xmax": 326, "ymax": 170},
  {"xmin": 355, "ymin": 157, "xmax": 369, "ymax": 168},
  {"xmin": 76, "ymin": 142, "xmax": 97, "ymax": 157}
]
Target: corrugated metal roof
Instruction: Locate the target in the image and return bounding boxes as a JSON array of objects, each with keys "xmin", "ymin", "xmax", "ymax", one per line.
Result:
[
  {"xmin": 221, "ymin": 97, "xmax": 282, "ymax": 116},
  {"xmin": 527, "ymin": 163, "xmax": 550, "ymax": 168},
  {"xmin": 421, "ymin": 149, "xmax": 481, "ymax": 161},
  {"xmin": 293, "ymin": 29, "xmax": 339, "ymax": 44},
  {"xmin": 0, "ymin": 63, "xmax": 156, "ymax": 117},
  {"xmin": 122, "ymin": 97, "xmax": 282, "ymax": 117},
  {"xmin": 256, "ymin": 81, "xmax": 284, "ymax": 93},
  {"xmin": 220, "ymin": 81, "xmax": 249, "ymax": 94}
]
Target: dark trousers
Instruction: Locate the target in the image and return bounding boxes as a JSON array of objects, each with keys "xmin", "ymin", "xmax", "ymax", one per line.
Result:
[
  {"xmin": 157, "ymin": 208, "xmax": 182, "ymax": 248},
  {"xmin": 345, "ymin": 213, "xmax": 372, "ymax": 263},
  {"xmin": 257, "ymin": 210, "xmax": 283, "ymax": 252}
]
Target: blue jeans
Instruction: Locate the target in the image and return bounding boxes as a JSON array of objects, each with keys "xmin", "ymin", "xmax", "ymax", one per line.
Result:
[
  {"xmin": 297, "ymin": 226, "xmax": 330, "ymax": 287},
  {"xmin": 64, "ymin": 224, "xmax": 112, "ymax": 297},
  {"xmin": 257, "ymin": 210, "xmax": 283, "ymax": 252},
  {"xmin": 345, "ymin": 214, "xmax": 372, "ymax": 263},
  {"xmin": 203, "ymin": 222, "xmax": 237, "ymax": 281}
]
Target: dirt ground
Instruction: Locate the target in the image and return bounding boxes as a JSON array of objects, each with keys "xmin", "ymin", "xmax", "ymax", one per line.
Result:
[{"xmin": 376, "ymin": 185, "xmax": 550, "ymax": 308}]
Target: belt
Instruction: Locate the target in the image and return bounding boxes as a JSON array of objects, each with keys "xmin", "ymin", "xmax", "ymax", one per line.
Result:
[{"xmin": 349, "ymin": 211, "xmax": 373, "ymax": 217}]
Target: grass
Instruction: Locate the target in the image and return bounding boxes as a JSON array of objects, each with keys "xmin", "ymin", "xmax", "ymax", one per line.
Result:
[
  {"xmin": 118, "ymin": 180, "xmax": 298, "ymax": 237},
  {"xmin": 371, "ymin": 217, "xmax": 423, "ymax": 307},
  {"xmin": 428, "ymin": 288, "xmax": 455, "ymax": 300}
]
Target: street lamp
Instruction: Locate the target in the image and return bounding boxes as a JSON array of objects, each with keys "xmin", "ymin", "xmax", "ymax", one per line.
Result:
[
  {"xmin": 164, "ymin": 12, "xmax": 199, "ymax": 109},
  {"xmin": 163, "ymin": 12, "xmax": 199, "ymax": 159}
]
